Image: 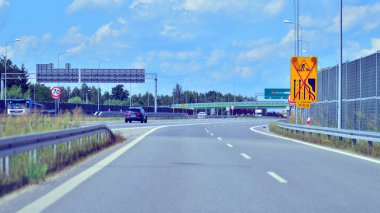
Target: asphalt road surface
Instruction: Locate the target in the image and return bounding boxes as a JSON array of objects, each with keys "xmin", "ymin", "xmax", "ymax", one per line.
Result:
[{"xmin": 2, "ymin": 118, "xmax": 380, "ymax": 213}]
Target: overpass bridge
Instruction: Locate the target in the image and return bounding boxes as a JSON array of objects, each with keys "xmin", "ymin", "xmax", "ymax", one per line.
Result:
[{"xmin": 171, "ymin": 101, "xmax": 289, "ymax": 109}]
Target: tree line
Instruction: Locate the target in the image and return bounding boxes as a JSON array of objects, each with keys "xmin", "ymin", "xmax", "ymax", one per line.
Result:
[{"xmin": 1, "ymin": 57, "xmax": 255, "ymax": 107}]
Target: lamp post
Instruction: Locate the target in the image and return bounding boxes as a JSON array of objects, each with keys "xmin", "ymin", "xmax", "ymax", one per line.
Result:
[
  {"xmin": 283, "ymin": 19, "xmax": 303, "ymax": 56},
  {"xmin": 3, "ymin": 38, "xmax": 20, "ymax": 110},
  {"xmin": 85, "ymin": 89, "xmax": 91, "ymax": 104},
  {"xmin": 338, "ymin": 0, "xmax": 343, "ymax": 129},
  {"xmin": 98, "ymin": 59, "xmax": 109, "ymax": 112},
  {"xmin": 58, "ymin": 50, "xmax": 70, "ymax": 71}
]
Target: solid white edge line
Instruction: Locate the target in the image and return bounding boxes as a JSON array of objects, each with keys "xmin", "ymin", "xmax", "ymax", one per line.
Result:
[
  {"xmin": 17, "ymin": 126, "xmax": 166, "ymax": 213},
  {"xmin": 267, "ymin": 171, "xmax": 287, "ymax": 183},
  {"xmin": 240, "ymin": 153, "xmax": 251, "ymax": 160},
  {"xmin": 217, "ymin": 137, "xmax": 222, "ymax": 141},
  {"xmin": 250, "ymin": 126, "xmax": 380, "ymax": 164},
  {"xmin": 226, "ymin": 143, "xmax": 234, "ymax": 148}
]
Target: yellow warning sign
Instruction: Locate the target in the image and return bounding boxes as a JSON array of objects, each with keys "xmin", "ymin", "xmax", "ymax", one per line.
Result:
[{"xmin": 290, "ymin": 56, "xmax": 318, "ymax": 104}]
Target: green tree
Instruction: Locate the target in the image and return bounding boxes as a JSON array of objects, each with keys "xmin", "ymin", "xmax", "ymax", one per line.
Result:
[
  {"xmin": 172, "ymin": 83, "xmax": 183, "ymax": 104},
  {"xmin": 7, "ymin": 85, "xmax": 29, "ymax": 99},
  {"xmin": 30, "ymin": 84, "xmax": 52, "ymax": 102},
  {"xmin": 71, "ymin": 87, "xmax": 80, "ymax": 98},
  {"xmin": 68, "ymin": 96, "xmax": 83, "ymax": 104},
  {"xmin": 0, "ymin": 57, "xmax": 30, "ymax": 93},
  {"xmin": 112, "ymin": 84, "xmax": 129, "ymax": 100}
]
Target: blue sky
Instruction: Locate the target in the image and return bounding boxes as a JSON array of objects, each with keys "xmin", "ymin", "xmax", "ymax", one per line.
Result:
[{"xmin": 1, "ymin": 0, "xmax": 380, "ymax": 97}]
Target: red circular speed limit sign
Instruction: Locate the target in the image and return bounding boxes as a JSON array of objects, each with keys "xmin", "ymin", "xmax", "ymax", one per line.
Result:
[{"xmin": 50, "ymin": 86, "xmax": 62, "ymax": 100}]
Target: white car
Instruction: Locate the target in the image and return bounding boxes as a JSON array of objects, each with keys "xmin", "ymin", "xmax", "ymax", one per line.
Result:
[{"xmin": 197, "ymin": 112, "xmax": 207, "ymax": 119}]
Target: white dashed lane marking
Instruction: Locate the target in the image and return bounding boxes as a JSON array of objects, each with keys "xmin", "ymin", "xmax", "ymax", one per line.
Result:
[
  {"xmin": 267, "ymin": 171, "xmax": 288, "ymax": 183},
  {"xmin": 240, "ymin": 153, "xmax": 251, "ymax": 160}
]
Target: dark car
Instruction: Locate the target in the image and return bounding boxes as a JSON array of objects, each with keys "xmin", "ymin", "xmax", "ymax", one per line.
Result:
[{"xmin": 125, "ymin": 107, "xmax": 147, "ymax": 123}]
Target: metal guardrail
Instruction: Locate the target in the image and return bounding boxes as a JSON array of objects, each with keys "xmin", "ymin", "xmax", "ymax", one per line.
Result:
[
  {"xmin": 171, "ymin": 101, "xmax": 289, "ymax": 109},
  {"xmin": 277, "ymin": 122, "xmax": 380, "ymax": 144},
  {"xmin": 94, "ymin": 111, "xmax": 189, "ymax": 118},
  {"xmin": 0, "ymin": 124, "xmax": 115, "ymax": 175}
]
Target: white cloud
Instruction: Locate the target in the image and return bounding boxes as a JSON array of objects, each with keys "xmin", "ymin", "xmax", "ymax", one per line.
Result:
[
  {"xmin": 17, "ymin": 35, "xmax": 38, "ymax": 56},
  {"xmin": 68, "ymin": 43, "xmax": 87, "ymax": 54},
  {"xmin": 263, "ymin": 0, "xmax": 284, "ymax": 17},
  {"xmin": 234, "ymin": 66, "xmax": 252, "ymax": 77},
  {"xmin": 357, "ymin": 38, "xmax": 380, "ymax": 57},
  {"xmin": 181, "ymin": 0, "xmax": 283, "ymax": 16},
  {"xmin": 131, "ymin": 57, "xmax": 146, "ymax": 68},
  {"xmin": 62, "ymin": 26, "xmax": 87, "ymax": 44},
  {"xmin": 60, "ymin": 21, "xmax": 124, "ymax": 55},
  {"xmin": 129, "ymin": 0, "xmax": 154, "ymax": 9},
  {"xmin": 280, "ymin": 30, "xmax": 294, "ymax": 46},
  {"xmin": 237, "ymin": 44, "xmax": 274, "ymax": 61},
  {"xmin": 91, "ymin": 23, "xmax": 118, "ymax": 43},
  {"xmin": 42, "ymin": 33, "xmax": 52, "ymax": 42},
  {"xmin": 117, "ymin": 17, "xmax": 127, "ymax": 25},
  {"xmin": 207, "ymin": 50, "xmax": 225, "ymax": 65},
  {"xmin": 157, "ymin": 49, "xmax": 201, "ymax": 60},
  {"xmin": 160, "ymin": 25, "xmax": 180, "ymax": 37},
  {"xmin": 0, "ymin": 0, "xmax": 9, "ymax": 8},
  {"xmin": 183, "ymin": 0, "xmax": 237, "ymax": 12},
  {"xmin": 67, "ymin": 0, "xmax": 124, "ymax": 13},
  {"xmin": 328, "ymin": 3, "xmax": 380, "ymax": 32}
]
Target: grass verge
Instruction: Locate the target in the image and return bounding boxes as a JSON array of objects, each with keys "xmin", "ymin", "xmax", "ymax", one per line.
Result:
[
  {"xmin": 269, "ymin": 123, "xmax": 380, "ymax": 159},
  {"xmin": 0, "ymin": 108, "xmax": 125, "ymax": 197}
]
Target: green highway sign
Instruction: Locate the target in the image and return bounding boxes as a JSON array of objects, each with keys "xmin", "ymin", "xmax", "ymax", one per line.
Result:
[{"xmin": 264, "ymin": 88, "xmax": 290, "ymax": 99}]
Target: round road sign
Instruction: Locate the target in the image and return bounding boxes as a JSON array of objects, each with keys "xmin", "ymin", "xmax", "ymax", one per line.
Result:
[
  {"xmin": 288, "ymin": 95, "xmax": 296, "ymax": 106},
  {"xmin": 50, "ymin": 86, "xmax": 62, "ymax": 100}
]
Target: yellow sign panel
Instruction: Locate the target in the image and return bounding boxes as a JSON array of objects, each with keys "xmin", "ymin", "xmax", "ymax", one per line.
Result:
[
  {"xmin": 290, "ymin": 56, "xmax": 318, "ymax": 104},
  {"xmin": 296, "ymin": 102, "xmax": 311, "ymax": 109}
]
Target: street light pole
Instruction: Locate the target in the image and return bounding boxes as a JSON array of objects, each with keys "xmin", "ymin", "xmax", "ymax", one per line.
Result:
[
  {"xmin": 3, "ymin": 38, "xmax": 20, "ymax": 111},
  {"xmin": 338, "ymin": 0, "xmax": 343, "ymax": 129},
  {"xmin": 283, "ymin": 20, "xmax": 303, "ymax": 56}
]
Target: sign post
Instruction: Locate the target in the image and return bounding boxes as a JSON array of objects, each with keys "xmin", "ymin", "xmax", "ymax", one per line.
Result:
[{"xmin": 51, "ymin": 86, "xmax": 62, "ymax": 116}]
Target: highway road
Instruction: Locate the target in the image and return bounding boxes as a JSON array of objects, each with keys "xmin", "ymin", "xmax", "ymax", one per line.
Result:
[{"xmin": 2, "ymin": 118, "xmax": 380, "ymax": 212}]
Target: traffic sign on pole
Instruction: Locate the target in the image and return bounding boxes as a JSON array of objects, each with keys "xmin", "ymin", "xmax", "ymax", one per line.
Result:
[
  {"xmin": 290, "ymin": 56, "xmax": 318, "ymax": 108},
  {"xmin": 50, "ymin": 86, "xmax": 62, "ymax": 100}
]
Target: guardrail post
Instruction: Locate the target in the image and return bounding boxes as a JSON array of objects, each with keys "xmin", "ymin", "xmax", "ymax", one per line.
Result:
[
  {"xmin": 67, "ymin": 140, "xmax": 71, "ymax": 150},
  {"xmin": 29, "ymin": 149, "xmax": 37, "ymax": 164},
  {"xmin": 368, "ymin": 141, "xmax": 373, "ymax": 149},
  {"xmin": 1, "ymin": 156, "xmax": 9, "ymax": 176},
  {"xmin": 33, "ymin": 149, "xmax": 37, "ymax": 163},
  {"xmin": 351, "ymin": 139, "xmax": 356, "ymax": 148},
  {"xmin": 0, "ymin": 158, "xmax": 2, "ymax": 175},
  {"xmin": 52, "ymin": 145, "xmax": 57, "ymax": 157},
  {"xmin": 96, "ymin": 133, "xmax": 100, "ymax": 142}
]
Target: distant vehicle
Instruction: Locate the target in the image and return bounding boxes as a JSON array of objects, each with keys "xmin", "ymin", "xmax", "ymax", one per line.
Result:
[
  {"xmin": 125, "ymin": 107, "xmax": 147, "ymax": 123},
  {"xmin": 197, "ymin": 112, "xmax": 207, "ymax": 119},
  {"xmin": 6, "ymin": 99, "xmax": 44, "ymax": 116},
  {"xmin": 254, "ymin": 109, "xmax": 263, "ymax": 117}
]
